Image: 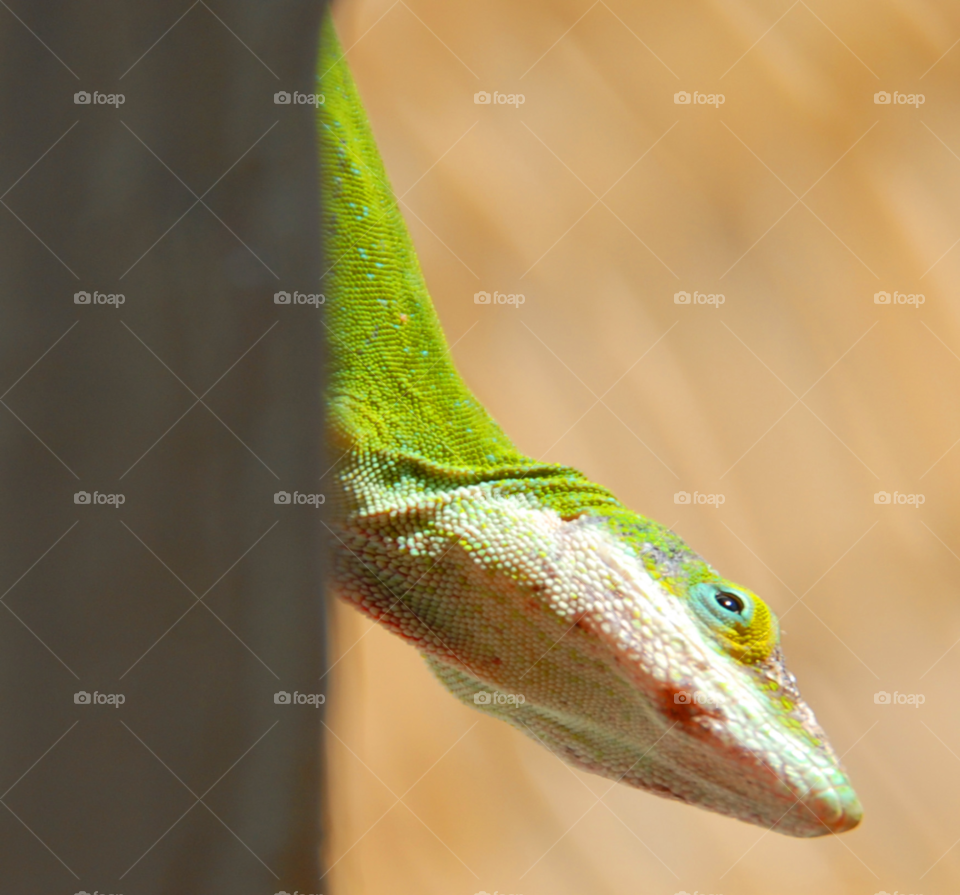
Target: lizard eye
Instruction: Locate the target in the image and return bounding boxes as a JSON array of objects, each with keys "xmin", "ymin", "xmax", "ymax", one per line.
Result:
[
  {"xmin": 687, "ymin": 582, "xmax": 779, "ymax": 664},
  {"xmin": 715, "ymin": 591, "xmax": 744, "ymax": 614},
  {"xmin": 689, "ymin": 582, "xmax": 755, "ymax": 627}
]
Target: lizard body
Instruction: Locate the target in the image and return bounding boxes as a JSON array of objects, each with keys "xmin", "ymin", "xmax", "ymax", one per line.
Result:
[{"xmin": 317, "ymin": 13, "xmax": 861, "ymax": 836}]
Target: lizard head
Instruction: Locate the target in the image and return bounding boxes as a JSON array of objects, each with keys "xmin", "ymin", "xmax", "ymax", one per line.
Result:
[
  {"xmin": 337, "ymin": 462, "xmax": 862, "ymax": 838},
  {"xmin": 518, "ymin": 513, "xmax": 861, "ymax": 837},
  {"xmin": 429, "ymin": 501, "xmax": 863, "ymax": 838}
]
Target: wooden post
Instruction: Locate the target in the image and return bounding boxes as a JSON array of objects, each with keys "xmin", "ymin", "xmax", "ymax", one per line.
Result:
[{"xmin": 0, "ymin": 2, "xmax": 328, "ymax": 891}]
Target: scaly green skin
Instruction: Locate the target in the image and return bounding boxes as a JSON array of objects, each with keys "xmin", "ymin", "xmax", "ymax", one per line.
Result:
[{"xmin": 317, "ymin": 14, "xmax": 861, "ymax": 836}]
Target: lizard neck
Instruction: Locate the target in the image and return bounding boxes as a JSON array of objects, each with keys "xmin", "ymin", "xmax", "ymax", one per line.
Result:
[{"xmin": 317, "ymin": 16, "xmax": 525, "ymax": 472}]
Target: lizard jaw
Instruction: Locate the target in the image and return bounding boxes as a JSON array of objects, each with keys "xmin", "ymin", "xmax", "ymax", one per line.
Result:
[{"xmin": 648, "ymin": 681, "xmax": 863, "ymax": 836}]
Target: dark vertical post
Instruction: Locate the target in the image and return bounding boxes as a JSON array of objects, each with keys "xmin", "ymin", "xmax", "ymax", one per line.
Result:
[{"xmin": 0, "ymin": 2, "xmax": 328, "ymax": 892}]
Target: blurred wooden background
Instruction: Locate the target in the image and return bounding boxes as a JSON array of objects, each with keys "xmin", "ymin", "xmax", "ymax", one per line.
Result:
[{"xmin": 325, "ymin": 1, "xmax": 960, "ymax": 892}]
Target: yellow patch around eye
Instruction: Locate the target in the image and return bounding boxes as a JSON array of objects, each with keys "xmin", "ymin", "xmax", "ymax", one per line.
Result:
[{"xmin": 720, "ymin": 591, "xmax": 780, "ymax": 664}]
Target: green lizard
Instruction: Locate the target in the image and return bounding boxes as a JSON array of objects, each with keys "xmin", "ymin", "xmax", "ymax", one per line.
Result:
[{"xmin": 317, "ymin": 12, "xmax": 861, "ymax": 837}]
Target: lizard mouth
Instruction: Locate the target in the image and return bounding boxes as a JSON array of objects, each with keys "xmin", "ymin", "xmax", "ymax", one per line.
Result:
[
  {"xmin": 605, "ymin": 697, "xmax": 863, "ymax": 837},
  {"xmin": 746, "ymin": 773, "xmax": 863, "ymax": 837},
  {"xmin": 643, "ymin": 675, "xmax": 863, "ymax": 837},
  {"xmin": 731, "ymin": 748, "xmax": 863, "ymax": 837},
  {"xmin": 797, "ymin": 783, "xmax": 863, "ymax": 834}
]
